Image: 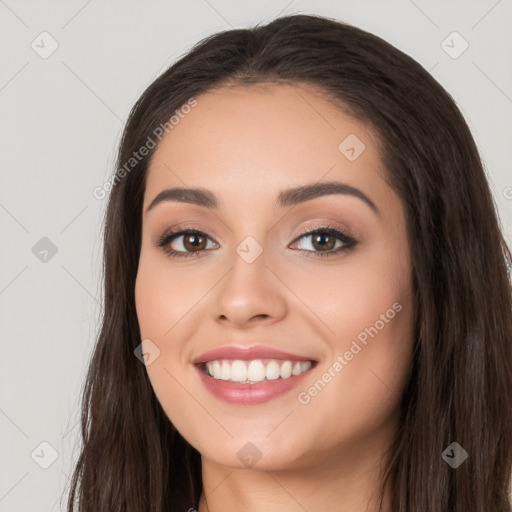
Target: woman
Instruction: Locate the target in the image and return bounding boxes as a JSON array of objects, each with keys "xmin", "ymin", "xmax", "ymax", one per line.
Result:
[{"xmin": 66, "ymin": 13, "xmax": 512, "ymax": 512}]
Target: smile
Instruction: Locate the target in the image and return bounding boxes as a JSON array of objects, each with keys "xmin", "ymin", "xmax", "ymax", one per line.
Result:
[
  {"xmin": 192, "ymin": 344, "xmax": 318, "ymax": 404},
  {"xmin": 203, "ymin": 358, "xmax": 313, "ymax": 384}
]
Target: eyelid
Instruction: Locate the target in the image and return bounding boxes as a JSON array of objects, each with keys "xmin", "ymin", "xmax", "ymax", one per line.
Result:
[
  {"xmin": 157, "ymin": 220, "xmax": 358, "ymax": 260},
  {"xmin": 157, "ymin": 220, "xmax": 355, "ymax": 243},
  {"xmin": 292, "ymin": 221, "xmax": 356, "ymax": 242},
  {"xmin": 157, "ymin": 222, "xmax": 218, "ymax": 242}
]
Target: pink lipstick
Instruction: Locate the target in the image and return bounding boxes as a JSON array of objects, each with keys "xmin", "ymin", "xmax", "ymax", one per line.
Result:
[{"xmin": 193, "ymin": 345, "xmax": 317, "ymax": 405}]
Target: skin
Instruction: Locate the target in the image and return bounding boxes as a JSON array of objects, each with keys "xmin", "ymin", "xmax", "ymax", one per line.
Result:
[{"xmin": 135, "ymin": 83, "xmax": 415, "ymax": 512}]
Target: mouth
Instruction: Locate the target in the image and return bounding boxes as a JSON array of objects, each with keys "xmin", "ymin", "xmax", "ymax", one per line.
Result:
[
  {"xmin": 192, "ymin": 345, "xmax": 318, "ymax": 405},
  {"xmin": 198, "ymin": 358, "xmax": 315, "ymax": 384}
]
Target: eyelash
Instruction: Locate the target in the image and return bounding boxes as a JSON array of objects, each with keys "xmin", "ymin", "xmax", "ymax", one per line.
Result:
[{"xmin": 157, "ymin": 223, "xmax": 358, "ymax": 259}]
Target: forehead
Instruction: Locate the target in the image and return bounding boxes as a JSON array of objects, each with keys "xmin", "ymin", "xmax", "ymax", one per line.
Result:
[{"xmin": 143, "ymin": 83, "xmax": 389, "ymax": 209}]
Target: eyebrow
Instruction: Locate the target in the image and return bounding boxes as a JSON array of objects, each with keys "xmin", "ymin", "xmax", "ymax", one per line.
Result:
[{"xmin": 145, "ymin": 181, "xmax": 380, "ymax": 216}]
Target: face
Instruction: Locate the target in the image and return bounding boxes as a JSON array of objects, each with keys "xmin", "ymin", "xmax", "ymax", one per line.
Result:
[{"xmin": 135, "ymin": 83, "xmax": 415, "ymax": 472}]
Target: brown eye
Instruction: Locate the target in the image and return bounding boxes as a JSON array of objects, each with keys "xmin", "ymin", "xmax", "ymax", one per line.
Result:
[
  {"xmin": 158, "ymin": 229, "xmax": 217, "ymax": 258},
  {"xmin": 182, "ymin": 233, "xmax": 207, "ymax": 251},
  {"xmin": 290, "ymin": 225, "xmax": 358, "ymax": 258},
  {"xmin": 309, "ymin": 232, "xmax": 337, "ymax": 251}
]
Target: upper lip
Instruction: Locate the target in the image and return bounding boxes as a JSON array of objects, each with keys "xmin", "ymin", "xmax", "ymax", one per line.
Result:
[{"xmin": 192, "ymin": 344, "xmax": 317, "ymax": 364}]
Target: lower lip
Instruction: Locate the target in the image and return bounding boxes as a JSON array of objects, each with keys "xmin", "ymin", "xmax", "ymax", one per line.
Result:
[{"xmin": 195, "ymin": 364, "xmax": 315, "ymax": 405}]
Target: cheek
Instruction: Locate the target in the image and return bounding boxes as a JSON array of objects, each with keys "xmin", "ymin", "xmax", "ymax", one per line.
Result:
[
  {"xmin": 294, "ymin": 256, "xmax": 414, "ymax": 443},
  {"xmin": 135, "ymin": 250, "xmax": 204, "ymax": 343},
  {"xmin": 134, "ymin": 258, "xmax": 203, "ymax": 438},
  {"xmin": 134, "ymin": 255, "xmax": 188, "ymax": 394},
  {"xmin": 135, "ymin": 261, "xmax": 171, "ymax": 339},
  {"xmin": 291, "ymin": 244, "xmax": 411, "ymax": 349},
  {"xmin": 134, "ymin": 252, "xmax": 209, "ymax": 379}
]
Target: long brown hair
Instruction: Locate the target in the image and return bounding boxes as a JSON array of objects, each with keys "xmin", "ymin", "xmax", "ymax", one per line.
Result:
[{"xmin": 64, "ymin": 13, "xmax": 512, "ymax": 511}]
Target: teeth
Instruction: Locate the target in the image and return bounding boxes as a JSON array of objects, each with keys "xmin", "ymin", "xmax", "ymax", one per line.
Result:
[
  {"xmin": 280, "ymin": 360, "xmax": 292, "ymax": 379},
  {"xmin": 220, "ymin": 361, "xmax": 230, "ymax": 380},
  {"xmin": 247, "ymin": 360, "xmax": 266, "ymax": 382},
  {"xmin": 204, "ymin": 358, "xmax": 313, "ymax": 383},
  {"xmin": 213, "ymin": 361, "xmax": 221, "ymax": 379},
  {"xmin": 301, "ymin": 361, "xmax": 312, "ymax": 372},
  {"xmin": 230, "ymin": 360, "xmax": 247, "ymax": 382},
  {"xmin": 266, "ymin": 360, "xmax": 280, "ymax": 380}
]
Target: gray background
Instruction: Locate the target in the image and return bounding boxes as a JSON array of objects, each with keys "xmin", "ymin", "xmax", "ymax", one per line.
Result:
[{"xmin": 1, "ymin": 1, "xmax": 511, "ymax": 510}]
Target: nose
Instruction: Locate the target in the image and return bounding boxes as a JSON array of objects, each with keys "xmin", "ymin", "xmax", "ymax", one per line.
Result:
[{"xmin": 212, "ymin": 246, "xmax": 288, "ymax": 328}]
